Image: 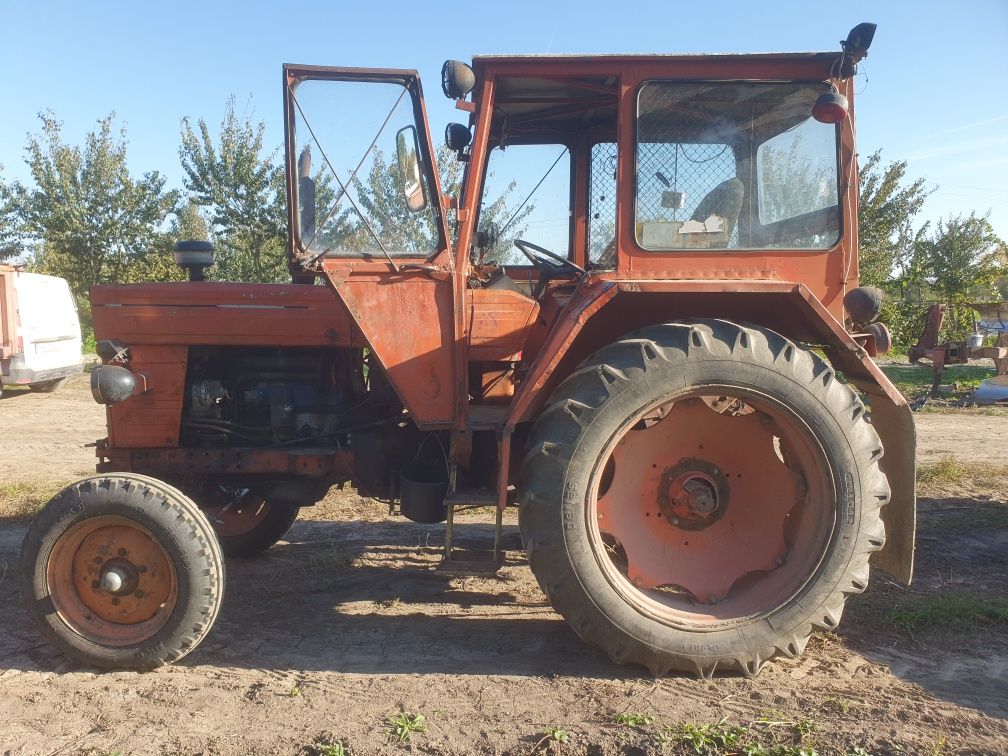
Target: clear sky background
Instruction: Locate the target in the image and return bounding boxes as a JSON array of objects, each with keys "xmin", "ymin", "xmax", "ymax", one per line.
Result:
[{"xmin": 1, "ymin": 1, "xmax": 1006, "ymax": 237}]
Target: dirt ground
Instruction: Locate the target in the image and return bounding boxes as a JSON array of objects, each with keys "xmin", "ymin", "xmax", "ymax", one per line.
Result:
[{"xmin": 1, "ymin": 374, "xmax": 1006, "ymax": 755}]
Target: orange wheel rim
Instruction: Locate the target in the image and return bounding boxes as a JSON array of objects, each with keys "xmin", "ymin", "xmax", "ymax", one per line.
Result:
[
  {"xmin": 46, "ymin": 516, "xmax": 177, "ymax": 646},
  {"xmin": 589, "ymin": 387, "xmax": 835, "ymax": 630},
  {"xmin": 204, "ymin": 497, "xmax": 270, "ymax": 537}
]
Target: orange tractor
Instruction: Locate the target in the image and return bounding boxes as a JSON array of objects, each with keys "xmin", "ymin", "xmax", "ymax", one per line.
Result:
[{"xmin": 22, "ymin": 23, "xmax": 916, "ymax": 676}]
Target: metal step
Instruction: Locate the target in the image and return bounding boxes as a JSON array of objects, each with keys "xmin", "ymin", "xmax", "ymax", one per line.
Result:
[{"xmin": 444, "ymin": 489, "xmax": 498, "ymax": 508}]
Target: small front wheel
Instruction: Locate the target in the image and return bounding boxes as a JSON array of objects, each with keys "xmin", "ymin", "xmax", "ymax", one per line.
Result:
[{"xmin": 21, "ymin": 474, "xmax": 225, "ymax": 670}]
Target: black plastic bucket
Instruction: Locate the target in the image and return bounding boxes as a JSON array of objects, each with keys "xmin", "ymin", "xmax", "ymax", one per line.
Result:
[{"xmin": 399, "ymin": 460, "xmax": 449, "ymax": 523}]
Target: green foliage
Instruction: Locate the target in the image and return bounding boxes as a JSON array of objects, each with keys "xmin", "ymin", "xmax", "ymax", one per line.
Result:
[
  {"xmin": 678, "ymin": 719, "xmax": 747, "ymax": 753},
  {"xmin": 614, "ymin": 712, "xmax": 654, "ymax": 727},
  {"xmin": 857, "ymin": 150, "xmax": 930, "ymax": 288},
  {"xmin": 15, "ymin": 112, "xmax": 179, "ymax": 322},
  {"xmin": 386, "ymin": 712, "xmax": 426, "ymax": 743},
  {"xmin": 0, "ymin": 165, "xmax": 23, "ymax": 261},
  {"xmin": 179, "ymin": 96, "xmax": 287, "ymax": 282},
  {"xmin": 315, "ymin": 741, "xmax": 346, "ymax": 756}
]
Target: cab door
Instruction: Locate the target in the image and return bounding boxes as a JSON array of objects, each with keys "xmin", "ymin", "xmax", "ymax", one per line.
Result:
[{"xmin": 283, "ymin": 65, "xmax": 461, "ymax": 428}]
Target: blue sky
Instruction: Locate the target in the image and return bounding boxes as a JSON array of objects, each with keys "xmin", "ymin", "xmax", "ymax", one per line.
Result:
[{"xmin": 1, "ymin": 1, "xmax": 1006, "ymax": 237}]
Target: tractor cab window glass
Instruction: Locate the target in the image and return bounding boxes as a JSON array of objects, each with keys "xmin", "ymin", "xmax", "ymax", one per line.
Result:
[
  {"xmin": 290, "ymin": 79, "xmax": 439, "ymax": 258},
  {"xmin": 477, "ymin": 144, "xmax": 572, "ymax": 267},
  {"xmin": 756, "ymin": 117, "xmax": 839, "ymax": 245},
  {"xmin": 635, "ymin": 82, "xmax": 840, "ymax": 251}
]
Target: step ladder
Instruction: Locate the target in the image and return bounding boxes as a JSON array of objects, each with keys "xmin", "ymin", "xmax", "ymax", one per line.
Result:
[{"xmin": 437, "ymin": 487, "xmax": 504, "ymax": 575}]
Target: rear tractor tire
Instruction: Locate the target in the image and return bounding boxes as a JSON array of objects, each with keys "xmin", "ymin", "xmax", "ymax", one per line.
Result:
[
  {"xmin": 519, "ymin": 319, "xmax": 889, "ymax": 677},
  {"xmin": 21, "ymin": 474, "xmax": 225, "ymax": 670}
]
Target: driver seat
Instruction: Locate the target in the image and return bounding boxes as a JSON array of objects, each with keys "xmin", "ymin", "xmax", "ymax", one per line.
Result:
[{"xmin": 690, "ymin": 178, "xmax": 744, "ymax": 245}]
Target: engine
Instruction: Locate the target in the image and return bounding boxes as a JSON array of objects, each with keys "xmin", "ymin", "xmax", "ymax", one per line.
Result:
[{"xmin": 182, "ymin": 346, "xmax": 383, "ymax": 447}]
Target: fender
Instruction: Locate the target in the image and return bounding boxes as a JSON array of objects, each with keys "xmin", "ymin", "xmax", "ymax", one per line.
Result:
[{"xmin": 508, "ymin": 278, "xmax": 915, "ymax": 585}]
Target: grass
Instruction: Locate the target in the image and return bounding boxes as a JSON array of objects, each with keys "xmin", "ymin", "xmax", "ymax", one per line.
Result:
[
  {"xmin": 918, "ymin": 456, "xmax": 1008, "ymax": 485},
  {"xmin": 880, "ymin": 363, "xmax": 995, "ymax": 399},
  {"xmin": 0, "ymin": 479, "xmax": 67, "ymax": 522},
  {"xmin": 886, "ymin": 592, "xmax": 1008, "ymax": 631},
  {"xmin": 917, "ymin": 456, "xmax": 1008, "ymax": 499}
]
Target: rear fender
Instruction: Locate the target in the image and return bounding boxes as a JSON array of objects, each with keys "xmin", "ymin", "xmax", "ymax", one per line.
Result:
[{"xmin": 508, "ymin": 279, "xmax": 915, "ymax": 584}]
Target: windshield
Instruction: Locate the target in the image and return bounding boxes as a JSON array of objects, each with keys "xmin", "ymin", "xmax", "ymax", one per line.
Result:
[
  {"xmin": 636, "ymin": 81, "xmax": 840, "ymax": 251},
  {"xmin": 289, "ymin": 78, "xmax": 441, "ymax": 259}
]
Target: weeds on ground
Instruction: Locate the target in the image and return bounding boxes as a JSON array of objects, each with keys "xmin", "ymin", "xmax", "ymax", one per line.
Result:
[
  {"xmin": 917, "ymin": 456, "xmax": 1008, "ymax": 486},
  {"xmin": 887, "ymin": 592, "xmax": 1008, "ymax": 630},
  {"xmin": 387, "ymin": 712, "xmax": 426, "ymax": 744},
  {"xmin": 529, "ymin": 727, "xmax": 571, "ymax": 753},
  {"xmin": 613, "ymin": 712, "xmax": 654, "ymax": 727},
  {"xmin": 0, "ymin": 479, "xmax": 67, "ymax": 521},
  {"xmin": 311, "ymin": 740, "xmax": 346, "ymax": 756},
  {"xmin": 299, "ymin": 544, "xmax": 358, "ymax": 574},
  {"xmin": 678, "ymin": 718, "xmax": 747, "ymax": 752}
]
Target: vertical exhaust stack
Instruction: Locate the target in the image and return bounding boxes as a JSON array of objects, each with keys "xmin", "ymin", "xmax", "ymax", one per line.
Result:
[{"xmin": 173, "ymin": 240, "xmax": 215, "ymax": 282}]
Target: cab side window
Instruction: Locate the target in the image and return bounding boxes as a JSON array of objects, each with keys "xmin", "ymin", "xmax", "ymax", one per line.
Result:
[{"xmin": 477, "ymin": 144, "xmax": 572, "ymax": 266}]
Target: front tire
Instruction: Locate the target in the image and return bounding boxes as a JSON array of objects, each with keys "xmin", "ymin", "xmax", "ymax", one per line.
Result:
[
  {"xmin": 21, "ymin": 474, "xmax": 225, "ymax": 670},
  {"xmin": 519, "ymin": 320, "xmax": 889, "ymax": 676}
]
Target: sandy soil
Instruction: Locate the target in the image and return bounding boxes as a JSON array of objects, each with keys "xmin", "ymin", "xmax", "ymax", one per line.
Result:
[{"xmin": 0, "ymin": 375, "xmax": 1006, "ymax": 754}]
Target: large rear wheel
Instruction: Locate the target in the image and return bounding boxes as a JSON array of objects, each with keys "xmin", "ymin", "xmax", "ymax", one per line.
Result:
[
  {"xmin": 21, "ymin": 474, "xmax": 224, "ymax": 670},
  {"xmin": 519, "ymin": 320, "xmax": 889, "ymax": 676}
]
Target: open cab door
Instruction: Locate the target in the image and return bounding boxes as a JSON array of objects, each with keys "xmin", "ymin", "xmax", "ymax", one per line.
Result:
[{"xmin": 283, "ymin": 65, "xmax": 461, "ymax": 428}]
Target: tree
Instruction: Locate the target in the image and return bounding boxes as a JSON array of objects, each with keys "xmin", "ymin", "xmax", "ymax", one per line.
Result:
[
  {"xmin": 179, "ymin": 97, "xmax": 287, "ymax": 282},
  {"xmin": 912, "ymin": 213, "xmax": 1006, "ymax": 340},
  {"xmin": 0, "ymin": 166, "xmax": 22, "ymax": 262},
  {"xmin": 857, "ymin": 150, "xmax": 930, "ymax": 288},
  {"xmin": 303, "ymin": 143, "xmax": 531, "ymax": 265},
  {"xmin": 17, "ymin": 112, "xmax": 179, "ymax": 313}
]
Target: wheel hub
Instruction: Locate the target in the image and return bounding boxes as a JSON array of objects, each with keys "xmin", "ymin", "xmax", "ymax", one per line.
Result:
[
  {"xmin": 595, "ymin": 397, "xmax": 808, "ymax": 603},
  {"xmin": 659, "ymin": 460, "xmax": 728, "ymax": 529},
  {"xmin": 97, "ymin": 557, "xmax": 140, "ymax": 596}
]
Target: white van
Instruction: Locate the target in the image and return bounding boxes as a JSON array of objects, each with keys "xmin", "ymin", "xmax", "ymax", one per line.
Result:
[{"xmin": 0, "ymin": 265, "xmax": 83, "ymax": 396}]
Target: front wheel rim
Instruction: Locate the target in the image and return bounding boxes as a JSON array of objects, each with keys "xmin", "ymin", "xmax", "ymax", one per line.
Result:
[
  {"xmin": 587, "ymin": 386, "xmax": 837, "ymax": 632},
  {"xmin": 46, "ymin": 516, "xmax": 178, "ymax": 646}
]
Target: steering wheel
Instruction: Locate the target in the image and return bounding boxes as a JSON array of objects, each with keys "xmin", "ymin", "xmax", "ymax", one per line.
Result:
[{"xmin": 513, "ymin": 239, "xmax": 585, "ymax": 275}]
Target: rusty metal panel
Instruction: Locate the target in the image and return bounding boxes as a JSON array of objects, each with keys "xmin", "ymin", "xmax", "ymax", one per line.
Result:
[
  {"xmin": 91, "ymin": 282, "xmax": 362, "ymax": 348},
  {"xmin": 106, "ymin": 345, "xmax": 188, "ymax": 448},
  {"xmin": 467, "ymin": 288, "xmax": 540, "ymax": 361},
  {"xmin": 325, "ymin": 268, "xmax": 458, "ymax": 428}
]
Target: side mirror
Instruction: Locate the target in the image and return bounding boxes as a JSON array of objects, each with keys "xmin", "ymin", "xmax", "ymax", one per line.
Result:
[
  {"xmin": 441, "ymin": 60, "xmax": 475, "ymax": 99},
  {"xmin": 297, "ymin": 146, "xmax": 316, "ymax": 240},
  {"xmin": 396, "ymin": 126, "xmax": 427, "ymax": 213},
  {"xmin": 445, "ymin": 122, "xmax": 472, "ymax": 160}
]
